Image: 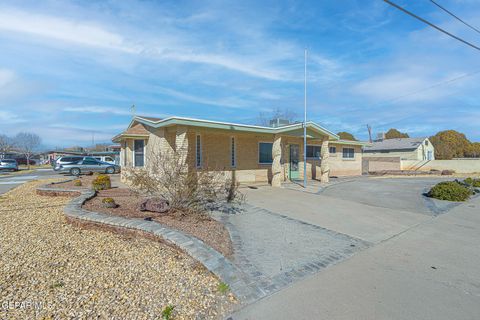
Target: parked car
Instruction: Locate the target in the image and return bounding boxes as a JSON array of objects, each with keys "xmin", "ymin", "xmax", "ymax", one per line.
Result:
[
  {"xmin": 52, "ymin": 156, "xmax": 84, "ymax": 167},
  {"xmin": 54, "ymin": 157, "xmax": 120, "ymax": 175},
  {"xmin": 0, "ymin": 159, "xmax": 19, "ymax": 171},
  {"xmin": 15, "ymin": 158, "xmax": 36, "ymax": 165},
  {"xmin": 92, "ymin": 156, "xmax": 116, "ymax": 164}
]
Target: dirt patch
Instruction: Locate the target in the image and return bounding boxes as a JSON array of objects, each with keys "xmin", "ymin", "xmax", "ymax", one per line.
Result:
[
  {"xmin": 51, "ymin": 175, "xmax": 97, "ymax": 189},
  {"xmin": 82, "ymin": 188, "xmax": 234, "ymax": 257}
]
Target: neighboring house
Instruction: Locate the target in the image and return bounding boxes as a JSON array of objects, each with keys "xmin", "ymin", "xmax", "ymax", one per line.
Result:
[
  {"xmin": 363, "ymin": 137, "xmax": 435, "ymax": 161},
  {"xmin": 112, "ymin": 115, "xmax": 369, "ymax": 187}
]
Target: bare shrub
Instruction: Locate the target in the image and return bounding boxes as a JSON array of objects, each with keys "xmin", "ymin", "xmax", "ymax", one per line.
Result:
[{"xmin": 125, "ymin": 149, "xmax": 244, "ymax": 218}]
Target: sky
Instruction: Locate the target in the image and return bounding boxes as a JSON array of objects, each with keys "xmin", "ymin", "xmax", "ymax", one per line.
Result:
[{"xmin": 0, "ymin": 0, "xmax": 479, "ymax": 148}]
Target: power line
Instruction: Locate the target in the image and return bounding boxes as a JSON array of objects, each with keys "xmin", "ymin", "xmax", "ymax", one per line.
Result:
[
  {"xmin": 429, "ymin": 0, "xmax": 480, "ymax": 35},
  {"xmin": 383, "ymin": 0, "xmax": 480, "ymax": 52},
  {"xmin": 377, "ymin": 69, "xmax": 480, "ymax": 106}
]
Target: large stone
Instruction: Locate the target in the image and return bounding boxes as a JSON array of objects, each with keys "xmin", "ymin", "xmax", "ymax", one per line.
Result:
[{"xmin": 139, "ymin": 198, "xmax": 170, "ymax": 213}]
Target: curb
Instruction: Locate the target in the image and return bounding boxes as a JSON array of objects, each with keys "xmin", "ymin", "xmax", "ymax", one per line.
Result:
[{"xmin": 36, "ymin": 182, "xmax": 258, "ymax": 303}]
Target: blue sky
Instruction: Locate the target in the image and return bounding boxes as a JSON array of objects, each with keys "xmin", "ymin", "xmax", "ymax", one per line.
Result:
[{"xmin": 0, "ymin": 0, "xmax": 479, "ymax": 148}]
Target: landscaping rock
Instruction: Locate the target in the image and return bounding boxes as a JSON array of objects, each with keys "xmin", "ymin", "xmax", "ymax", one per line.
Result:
[{"xmin": 139, "ymin": 198, "xmax": 170, "ymax": 213}]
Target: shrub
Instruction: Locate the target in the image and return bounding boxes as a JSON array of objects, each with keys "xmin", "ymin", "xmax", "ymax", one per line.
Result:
[
  {"xmin": 126, "ymin": 150, "xmax": 244, "ymax": 218},
  {"xmin": 92, "ymin": 174, "xmax": 111, "ymax": 191},
  {"xmin": 101, "ymin": 197, "xmax": 117, "ymax": 208},
  {"xmin": 73, "ymin": 179, "xmax": 82, "ymax": 187},
  {"xmin": 427, "ymin": 181, "xmax": 472, "ymax": 201},
  {"xmin": 464, "ymin": 177, "xmax": 480, "ymax": 188}
]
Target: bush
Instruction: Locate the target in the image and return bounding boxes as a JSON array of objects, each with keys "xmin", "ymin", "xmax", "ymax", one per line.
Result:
[
  {"xmin": 427, "ymin": 181, "xmax": 472, "ymax": 201},
  {"xmin": 126, "ymin": 149, "xmax": 244, "ymax": 218},
  {"xmin": 92, "ymin": 174, "xmax": 111, "ymax": 191},
  {"xmin": 464, "ymin": 177, "xmax": 480, "ymax": 188},
  {"xmin": 102, "ymin": 197, "xmax": 115, "ymax": 204},
  {"xmin": 101, "ymin": 197, "xmax": 117, "ymax": 208},
  {"xmin": 73, "ymin": 179, "xmax": 82, "ymax": 186}
]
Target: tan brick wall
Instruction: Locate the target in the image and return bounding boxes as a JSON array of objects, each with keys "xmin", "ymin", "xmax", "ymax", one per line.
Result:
[
  {"xmin": 329, "ymin": 144, "xmax": 362, "ymax": 176},
  {"xmin": 119, "ymin": 125, "xmax": 363, "ymax": 184}
]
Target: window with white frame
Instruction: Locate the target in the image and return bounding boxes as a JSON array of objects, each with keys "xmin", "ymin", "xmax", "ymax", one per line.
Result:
[
  {"xmin": 258, "ymin": 142, "xmax": 273, "ymax": 164},
  {"xmin": 133, "ymin": 140, "xmax": 145, "ymax": 167},
  {"xmin": 196, "ymin": 134, "xmax": 202, "ymax": 168},
  {"xmin": 329, "ymin": 146, "xmax": 336, "ymax": 154},
  {"xmin": 231, "ymin": 137, "xmax": 236, "ymax": 167},
  {"xmin": 306, "ymin": 145, "xmax": 321, "ymax": 159},
  {"xmin": 342, "ymin": 147, "xmax": 355, "ymax": 159}
]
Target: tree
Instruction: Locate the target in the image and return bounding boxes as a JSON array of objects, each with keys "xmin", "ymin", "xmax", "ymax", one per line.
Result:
[
  {"xmin": 0, "ymin": 134, "xmax": 13, "ymax": 158},
  {"xmin": 337, "ymin": 131, "xmax": 357, "ymax": 141},
  {"xmin": 385, "ymin": 128, "xmax": 409, "ymax": 139},
  {"xmin": 14, "ymin": 132, "xmax": 41, "ymax": 169},
  {"xmin": 429, "ymin": 130, "xmax": 471, "ymax": 160},
  {"xmin": 257, "ymin": 107, "xmax": 298, "ymax": 126}
]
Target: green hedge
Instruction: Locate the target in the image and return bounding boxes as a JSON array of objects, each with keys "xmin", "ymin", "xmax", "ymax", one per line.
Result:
[
  {"xmin": 464, "ymin": 177, "xmax": 480, "ymax": 188},
  {"xmin": 427, "ymin": 181, "xmax": 472, "ymax": 202}
]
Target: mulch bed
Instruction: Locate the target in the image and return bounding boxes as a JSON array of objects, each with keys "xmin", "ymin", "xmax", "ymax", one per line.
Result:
[{"xmin": 82, "ymin": 188, "xmax": 234, "ymax": 257}]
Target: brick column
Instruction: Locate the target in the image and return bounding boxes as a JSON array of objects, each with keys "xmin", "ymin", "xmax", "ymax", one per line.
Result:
[
  {"xmin": 175, "ymin": 126, "xmax": 188, "ymax": 170},
  {"xmin": 271, "ymin": 135, "xmax": 282, "ymax": 187},
  {"xmin": 320, "ymin": 139, "xmax": 330, "ymax": 183}
]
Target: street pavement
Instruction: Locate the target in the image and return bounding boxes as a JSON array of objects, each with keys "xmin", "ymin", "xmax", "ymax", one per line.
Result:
[{"xmin": 0, "ymin": 169, "xmax": 58, "ymax": 195}]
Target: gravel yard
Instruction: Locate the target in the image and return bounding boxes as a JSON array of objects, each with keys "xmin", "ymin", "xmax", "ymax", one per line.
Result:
[{"xmin": 0, "ymin": 181, "xmax": 235, "ymax": 319}]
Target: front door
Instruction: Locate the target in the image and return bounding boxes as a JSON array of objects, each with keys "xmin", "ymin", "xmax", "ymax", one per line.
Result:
[{"xmin": 289, "ymin": 144, "xmax": 300, "ymax": 180}]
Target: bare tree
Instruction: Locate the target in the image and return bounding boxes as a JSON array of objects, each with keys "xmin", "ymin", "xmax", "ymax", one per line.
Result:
[
  {"xmin": 125, "ymin": 149, "xmax": 244, "ymax": 219},
  {"xmin": 0, "ymin": 134, "xmax": 13, "ymax": 159},
  {"xmin": 14, "ymin": 132, "xmax": 41, "ymax": 169},
  {"xmin": 257, "ymin": 107, "xmax": 299, "ymax": 126}
]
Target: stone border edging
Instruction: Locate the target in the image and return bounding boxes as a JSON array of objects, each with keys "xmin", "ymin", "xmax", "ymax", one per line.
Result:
[{"xmin": 36, "ymin": 181, "xmax": 257, "ymax": 303}]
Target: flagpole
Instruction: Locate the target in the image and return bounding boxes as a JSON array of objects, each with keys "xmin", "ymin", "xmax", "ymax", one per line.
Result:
[{"xmin": 303, "ymin": 48, "xmax": 307, "ymax": 188}]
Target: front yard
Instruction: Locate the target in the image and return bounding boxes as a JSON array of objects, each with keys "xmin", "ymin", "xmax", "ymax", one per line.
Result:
[{"xmin": 0, "ymin": 181, "xmax": 235, "ymax": 319}]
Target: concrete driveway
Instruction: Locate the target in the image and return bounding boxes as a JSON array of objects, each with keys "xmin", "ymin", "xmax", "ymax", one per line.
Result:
[
  {"xmin": 232, "ymin": 189, "xmax": 480, "ymax": 320},
  {"xmin": 229, "ymin": 176, "xmax": 480, "ymax": 319},
  {"xmin": 242, "ymin": 176, "xmax": 457, "ymax": 244}
]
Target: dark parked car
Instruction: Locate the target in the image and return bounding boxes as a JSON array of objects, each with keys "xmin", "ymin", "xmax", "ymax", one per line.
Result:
[
  {"xmin": 0, "ymin": 159, "xmax": 19, "ymax": 171},
  {"xmin": 15, "ymin": 158, "xmax": 36, "ymax": 165}
]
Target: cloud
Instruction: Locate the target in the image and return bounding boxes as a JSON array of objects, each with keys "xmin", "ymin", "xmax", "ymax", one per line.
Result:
[
  {"xmin": 0, "ymin": 69, "xmax": 15, "ymax": 87},
  {"xmin": 0, "ymin": 8, "xmax": 138, "ymax": 53},
  {"xmin": 63, "ymin": 106, "xmax": 133, "ymax": 116}
]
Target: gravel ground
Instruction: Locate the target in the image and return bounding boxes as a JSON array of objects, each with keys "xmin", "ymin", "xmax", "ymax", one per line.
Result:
[
  {"xmin": 0, "ymin": 181, "xmax": 235, "ymax": 319},
  {"xmin": 83, "ymin": 188, "xmax": 234, "ymax": 257}
]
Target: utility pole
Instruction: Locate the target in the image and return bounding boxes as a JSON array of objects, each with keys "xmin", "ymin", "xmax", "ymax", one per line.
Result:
[
  {"xmin": 303, "ymin": 48, "xmax": 307, "ymax": 188},
  {"xmin": 367, "ymin": 124, "xmax": 372, "ymax": 143}
]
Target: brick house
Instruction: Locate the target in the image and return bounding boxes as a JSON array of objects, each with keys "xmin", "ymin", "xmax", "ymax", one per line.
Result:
[{"xmin": 112, "ymin": 115, "xmax": 368, "ymax": 186}]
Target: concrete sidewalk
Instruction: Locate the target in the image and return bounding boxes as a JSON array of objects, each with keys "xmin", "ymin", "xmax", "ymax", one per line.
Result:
[{"xmin": 231, "ymin": 196, "xmax": 480, "ymax": 320}]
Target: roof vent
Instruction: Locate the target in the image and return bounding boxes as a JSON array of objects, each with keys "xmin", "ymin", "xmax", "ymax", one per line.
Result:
[{"xmin": 269, "ymin": 118, "xmax": 290, "ymax": 128}]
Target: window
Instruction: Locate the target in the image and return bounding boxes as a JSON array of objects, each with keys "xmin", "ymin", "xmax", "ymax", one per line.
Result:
[
  {"xmin": 329, "ymin": 146, "xmax": 336, "ymax": 154},
  {"xmin": 134, "ymin": 140, "xmax": 145, "ymax": 167},
  {"xmin": 231, "ymin": 137, "xmax": 236, "ymax": 167},
  {"xmin": 425, "ymin": 140, "xmax": 429, "ymax": 146},
  {"xmin": 306, "ymin": 145, "xmax": 321, "ymax": 159},
  {"xmin": 196, "ymin": 134, "xmax": 202, "ymax": 168},
  {"xmin": 105, "ymin": 157, "xmax": 114, "ymax": 162},
  {"xmin": 259, "ymin": 142, "xmax": 273, "ymax": 164},
  {"xmin": 342, "ymin": 148, "xmax": 355, "ymax": 159},
  {"xmin": 82, "ymin": 159, "xmax": 98, "ymax": 165}
]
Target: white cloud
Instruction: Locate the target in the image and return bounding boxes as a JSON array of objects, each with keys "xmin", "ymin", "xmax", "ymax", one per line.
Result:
[
  {"xmin": 0, "ymin": 69, "xmax": 15, "ymax": 87},
  {"xmin": 0, "ymin": 8, "xmax": 138, "ymax": 53},
  {"xmin": 63, "ymin": 106, "xmax": 133, "ymax": 116}
]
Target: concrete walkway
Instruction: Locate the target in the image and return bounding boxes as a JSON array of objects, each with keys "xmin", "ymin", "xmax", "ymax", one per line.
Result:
[{"xmin": 232, "ymin": 195, "xmax": 480, "ymax": 320}]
